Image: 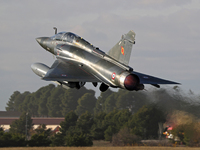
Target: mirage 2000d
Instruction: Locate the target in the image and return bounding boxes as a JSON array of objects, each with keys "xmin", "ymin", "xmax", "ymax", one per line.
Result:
[{"xmin": 31, "ymin": 28, "xmax": 179, "ymax": 92}]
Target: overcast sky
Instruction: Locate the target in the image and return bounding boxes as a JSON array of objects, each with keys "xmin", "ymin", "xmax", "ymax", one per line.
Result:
[{"xmin": 0, "ymin": 0, "xmax": 200, "ymax": 110}]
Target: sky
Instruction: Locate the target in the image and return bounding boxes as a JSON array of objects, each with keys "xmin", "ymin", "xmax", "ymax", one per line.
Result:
[{"xmin": 0, "ymin": 0, "xmax": 200, "ymax": 110}]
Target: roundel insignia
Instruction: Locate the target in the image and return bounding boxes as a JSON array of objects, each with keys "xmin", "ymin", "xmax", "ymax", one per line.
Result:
[
  {"xmin": 121, "ymin": 46, "xmax": 124, "ymax": 55},
  {"xmin": 111, "ymin": 72, "xmax": 116, "ymax": 80}
]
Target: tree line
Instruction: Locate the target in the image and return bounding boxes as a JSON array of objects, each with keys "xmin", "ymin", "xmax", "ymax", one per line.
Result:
[
  {"xmin": 1, "ymin": 105, "xmax": 166, "ymax": 147},
  {"xmin": 1, "ymin": 84, "xmax": 200, "ymax": 146},
  {"xmin": 6, "ymin": 84, "xmax": 200, "ymax": 118}
]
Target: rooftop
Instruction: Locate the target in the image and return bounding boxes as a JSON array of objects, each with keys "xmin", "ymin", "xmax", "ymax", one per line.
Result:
[{"xmin": 0, "ymin": 118, "xmax": 65, "ymax": 125}]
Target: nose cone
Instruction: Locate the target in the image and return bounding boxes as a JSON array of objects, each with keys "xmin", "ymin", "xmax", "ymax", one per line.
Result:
[
  {"xmin": 35, "ymin": 37, "xmax": 54, "ymax": 54},
  {"xmin": 36, "ymin": 37, "xmax": 48, "ymax": 49},
  {"xmin": 36, "ymin": 37, "xmax": 42, "ymax": 45}
]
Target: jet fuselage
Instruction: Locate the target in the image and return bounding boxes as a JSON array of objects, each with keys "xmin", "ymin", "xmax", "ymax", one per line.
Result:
[{"xmin": 32, "ymin": 30, "xmax": 179, "ymax": 92}]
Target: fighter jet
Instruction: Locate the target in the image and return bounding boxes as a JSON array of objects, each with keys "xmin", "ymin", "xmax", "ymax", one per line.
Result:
[{"xmin": 31, "ymin": 28, "xmax": 179, "ymax": 92}]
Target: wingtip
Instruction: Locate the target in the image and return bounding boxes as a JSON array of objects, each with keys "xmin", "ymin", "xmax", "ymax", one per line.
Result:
[{"xmin": 173, "ymin": 82, "xmax": 181, "ymax": 85}]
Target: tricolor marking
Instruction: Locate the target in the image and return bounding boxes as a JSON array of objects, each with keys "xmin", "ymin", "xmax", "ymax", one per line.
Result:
[{"xmin": 111, "ymin": 72, "xmax": 116, "ymax": 80}]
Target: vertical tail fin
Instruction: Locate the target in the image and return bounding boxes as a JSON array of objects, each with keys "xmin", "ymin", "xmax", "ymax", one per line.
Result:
[{"xmin": 107, "ymin": 30, "xmax": 135, "ymax": 65}]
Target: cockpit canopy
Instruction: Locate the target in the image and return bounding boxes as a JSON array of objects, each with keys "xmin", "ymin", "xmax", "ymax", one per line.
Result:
[
  {"xmin": 51, "ymin": 32, "xmax": 76, "ymax": 42},
  {"xmin": 50, "ymin": 32, "xmax": 105, "ymax": 55},
  {"xmin": 51, "ymin": 32, "xmax": 91, "ymax": 46}
]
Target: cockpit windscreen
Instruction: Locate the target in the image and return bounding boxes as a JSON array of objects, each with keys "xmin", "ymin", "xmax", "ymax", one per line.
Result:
[
  {"xmin": 51, "ymin": 32, "xmax": 79, "ymax": 43},
  {"xmin": 51, "ymin": 32, "xmax": 66, "ymax": 41},
  {"xmin": 50, "ymin": 32, "xmax": 97, "ymax": 51}
]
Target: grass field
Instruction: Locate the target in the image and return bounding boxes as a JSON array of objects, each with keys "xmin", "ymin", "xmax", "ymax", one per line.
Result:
[
  {"xmin": 0, "ymin": 147, "xmax": 200, "ymax": 150},
  {"xmin": 0, "ymin": 141, "xmax": 199, "ymax": 150}
]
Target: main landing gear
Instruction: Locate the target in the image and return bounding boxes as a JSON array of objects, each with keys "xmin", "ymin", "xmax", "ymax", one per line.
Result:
[{"xmin": 99, "ymin": 83, "xmax": 109, "ymax": 92}]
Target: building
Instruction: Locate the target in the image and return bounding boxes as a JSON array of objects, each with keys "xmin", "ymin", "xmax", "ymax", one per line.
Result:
[{"xmin": 0, "ymin": 111, "xmax": 64, "ymax": 133}]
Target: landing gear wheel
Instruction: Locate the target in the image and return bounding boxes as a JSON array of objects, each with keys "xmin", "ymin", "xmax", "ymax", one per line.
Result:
[
  {"xmin": 92, "ymin": 82, "xmax": 98, "ymax": 87},
  {"xmin": 99, "ymin": 83, "xmax": 109, "ymax": 92},
  {"xmin": 75, "ymin": 82, "xmax": 80, "ymax": 89}
]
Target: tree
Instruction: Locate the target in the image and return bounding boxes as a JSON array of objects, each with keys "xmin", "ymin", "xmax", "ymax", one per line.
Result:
[
  {"xmin": 6, "ymin": 91, "xmax": 20, "ymax": 111},
  {"xmin": 116, "ymin": 90, "xmax": 148, "ymax": 113},
  {"xmin": 50, "ymin": 133, "xmax": 65, "ymax": 146},
  {"xmin": 75, "ymin": 93, "xmax": 96, "ymax": 116},
  {"xmin": 91, "ymin": 112, "xmax": 107, "ymax": 140},
  {"xmin": 102, "ymin": 109, "xmax": 118, "ymax": 141},
  {"xmin": 38, "ymin": 84, "xmax": 55, "ymax": 117},
  {"xmin": 115, "ymin": 90, "xmax": 133, "ymax": 110},
  {"xmin": 9, "ymin": 112, "xmax": 33, "ymax": 136},
  {"xmin": 61, "ymin": 87, "xmax": 92, "ymax": 116},
  {"xmin": 38, "ymin": 91, "xmax": 50, "ymax": 117},
  {"xmin": 27, "ymin": 93, "xmax": 39, "ymax": 117},
  {"xmin": 94, "ymin": 89, "xmax": 113, "ymax": 114},
  {"xmin": 104, "ymin": 125, "xmax": 117, "ymax": 141},
  {"xmin": 22, "ymin": 94, "xmax": 39, "ymax": 116},
  {"xmin": 128, "ymin": 105, "xmax": 166, "ymax": 139},
  {"xmin": 103, "ymin": 109, "xmax": 132, "ymax": 141},
  {"xmin": 28, "ymin": 133, "xmax": 51, "ymax": 147},
  {"xmin": 0, "ymin": 131, "xmax": 26, "ymax": 147},
  {"xmin": 53, "ymin": 111, "xmax": 93, "ymax": 147},
  {"xmin": 28, "ymin": 124, "xmax": 52, "ymax": 147},
  {"xmin": 47, "ymin": 86, "xmax": 64, "ymax": 117},
  {"xmin": 61, "ymin": 89, "xmax": 78, "ymax": 116},
  {"xmin": 65, "ymin": 127, "xmax": 93, "ymax": 146},
  {"xmin": 76, "ymin": 111, "xmax": 94, "ymax": 134},
  {"xmin": 112, "ymin": 109, "xmax": 132, "ymax": 131},
  {"xmin": 6, "ymin": 91, "xmax": 30, "ymax": 112},
  {"xmin": 60, "ymin": 111, "xmax": 78, "ymax": 135},
  {"xmin": 18, "ymin": 95, "xmax": 30, "ymax": 113},
  {"xmin": 103, "ymin": 93, "xmax": 116, "ymax": 113}
]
